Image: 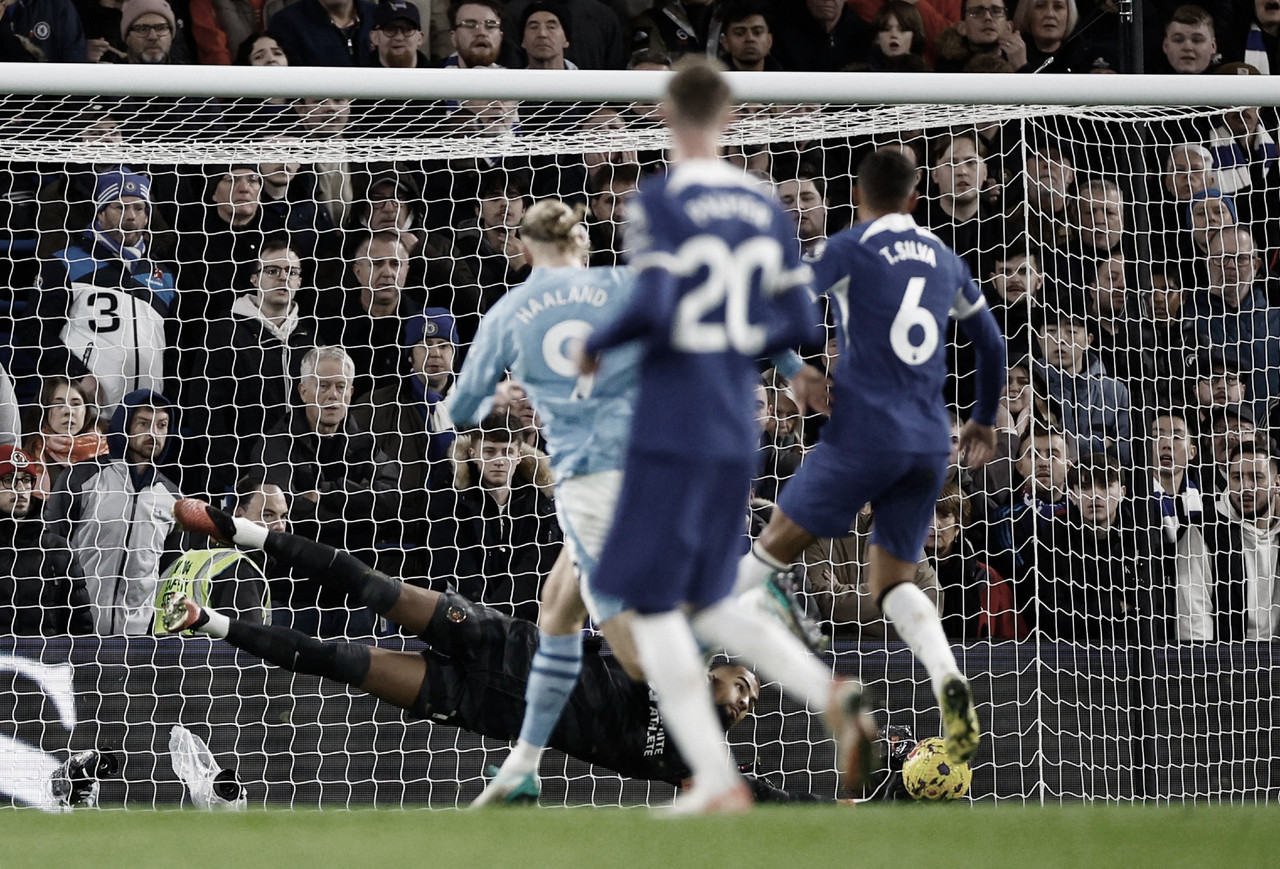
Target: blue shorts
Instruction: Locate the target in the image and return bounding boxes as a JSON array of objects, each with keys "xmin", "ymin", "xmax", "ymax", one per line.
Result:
[
  {"xmin": 592, "ymin": 450, "xmax": 752, "ymax": 614},
  {"xmin": 777, "ymin": 443, "xmax": 948, "ymax": 563}
]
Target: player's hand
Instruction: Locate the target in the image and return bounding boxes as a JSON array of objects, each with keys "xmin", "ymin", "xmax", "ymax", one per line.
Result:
[
  {"xmin": 574, "ymin": 344, "xmax": 601, "ymax": 375},
  {"xmin": 957, "ymin": 420, "xmax": 998, "ymax": 469},
  {"xmin": 788, "ymin": 364, "xmax": 832, "ymax": 416}
]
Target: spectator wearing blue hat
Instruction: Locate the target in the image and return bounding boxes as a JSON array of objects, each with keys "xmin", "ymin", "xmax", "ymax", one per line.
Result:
[
  {"xmin": 352, "ymin": 307, "xmax": 458, "ymax": 550},
  {"xmin": 32, "ymin": 167, "xmax": 176, "ymax": 418}
]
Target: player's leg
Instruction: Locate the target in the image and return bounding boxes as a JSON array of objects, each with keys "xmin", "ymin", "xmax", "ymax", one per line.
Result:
[
  {"xmin": 592, "ymin": 455, "xmax": 748, "ymax": 813},
  {"xmin": 630, "ymin": 607, "xmax": 748, "ymax": 813},
  {"xmin": 475, "ymin": 470, "xmax": 623, "ymax": 806},
  {"xmin": 474, "ymin": 549, "xmax": 584, "ymax": 807},
  {"xmin": 733, "ymin": 508, "xmax": 817, "ymax": 594},
  {"xmin": 173, "ymin": 498, "xmax": 440, "ymax": 632},
  {"xmin": 867, "ymin": 459, "xmax": 980, "ymax": 763},
  {"xmin": 160, "ymin": 594, "xmax": 425, "ymax": 709},
  {"xmin": 734, "ymin": 441, "xmax": 867, "ymax": 595}
]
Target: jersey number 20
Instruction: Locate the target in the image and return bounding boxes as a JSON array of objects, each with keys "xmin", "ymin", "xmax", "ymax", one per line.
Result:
[{"xmin": 669, "ymin": 236, "xmax": 780, "ymax": 355}]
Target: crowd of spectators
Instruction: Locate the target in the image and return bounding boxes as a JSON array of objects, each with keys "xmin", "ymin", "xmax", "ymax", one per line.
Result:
[{"xmin": 0, "ymin": 0, "xmax": 1279, "ymax": 648}]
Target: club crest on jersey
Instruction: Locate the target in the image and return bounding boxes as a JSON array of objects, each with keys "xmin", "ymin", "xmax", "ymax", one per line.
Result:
[{"xmin": 879, "ymin": 240, "xmax": 937, "ymax": 267}]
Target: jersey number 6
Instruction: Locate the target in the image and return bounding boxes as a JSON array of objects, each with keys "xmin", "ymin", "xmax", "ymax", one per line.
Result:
[{"xmin": 889, "ymin": 276, "xmax": 938, "ymax": 366}]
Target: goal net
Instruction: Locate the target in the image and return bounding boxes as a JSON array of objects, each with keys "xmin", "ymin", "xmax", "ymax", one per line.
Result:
[{"xmin": 1, "ymin": 67, "xmax": 1278, "ymax": 809}]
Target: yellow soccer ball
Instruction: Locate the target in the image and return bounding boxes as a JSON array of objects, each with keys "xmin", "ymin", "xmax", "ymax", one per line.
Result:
[{"xmin": 902, "ymin": 736, "xmax": 972, "ymax": 801}]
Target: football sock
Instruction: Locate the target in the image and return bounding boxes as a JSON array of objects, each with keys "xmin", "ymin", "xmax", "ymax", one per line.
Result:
[
  {"xmin": 514, "ymin": 631, "xmax": 584, "ymax": 762},
  {"xmin": 732, "ymin": 540, "xmax": 788, "ymax": 596},
  {"xmin": 631, "ymin": 610, "xmax": 740, "ymax": 794},
  {"xmin": 224, "ymin": 619, "xmax": 372, "ymax": 686},
  {"xmin": 880, "ymin": 582, "xmax": 959, "ymax": 698},
  {"xmin": 692, "ymin": 596, "xmax": 830, "ymax": 711},
  {"xmin": 228, "ymin": 515, "xmax": 268, "ymax": 549},
  {"xmin": 263, "ymin": 531, "xmax": 402, "ymax": 615}
]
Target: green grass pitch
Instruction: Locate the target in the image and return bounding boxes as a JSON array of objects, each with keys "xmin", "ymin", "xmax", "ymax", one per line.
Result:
[{"xmin": 1, "ymin": 805, "xmax": 1272, "ymax": 869}]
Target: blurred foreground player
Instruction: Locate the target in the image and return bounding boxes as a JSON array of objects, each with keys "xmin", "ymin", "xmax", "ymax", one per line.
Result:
[
  {"xmin": 446, "ymin": 200, "xmax": 644, "ymax": 805},
  {"xmin": 162, "ymin": 499, "xmax": 760, "ymax": 787},
  {"xmin": 577, "ymin": 59, "xmax": 875, "ymax": 815},
  {"xmin": 735, "ymin": 148, "xmax": 1008, "ymax": 764}
]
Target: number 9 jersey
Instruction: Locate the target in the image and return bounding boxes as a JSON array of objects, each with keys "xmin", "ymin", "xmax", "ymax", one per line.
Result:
[
  {"xmin": 813, "ymin": 213, "xmax": 996, "ymax": 455},
  {"xmin": 584, "ymin": 161, "xmax": 820, "ymax": 461}
]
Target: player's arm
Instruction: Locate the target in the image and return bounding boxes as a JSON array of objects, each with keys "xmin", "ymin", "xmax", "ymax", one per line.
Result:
[
  {"xmin": 953, "ymin": 276, "xmax": 1006, "ymax": 468},
  {"xmin": 769, "ymin": 350, "xmax": 831, "ymax": 416},
  {"xmin": 582, "ymin": 196, "xmax": 671, "ymax": 362},
  {"xmin": 445, "ymin": 304, "xmax": 515, "ymax": 427}
]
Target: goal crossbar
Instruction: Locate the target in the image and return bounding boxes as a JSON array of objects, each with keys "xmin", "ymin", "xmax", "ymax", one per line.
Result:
[{"xmin": 3, "ymin": 64, "xmax": 1280, "ymax": 107}]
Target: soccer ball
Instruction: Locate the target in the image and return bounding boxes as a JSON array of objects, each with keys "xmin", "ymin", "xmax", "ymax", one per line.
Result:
[{"xmin": 901, "ymin": 737, "xmax": 971, "ymax": 801}]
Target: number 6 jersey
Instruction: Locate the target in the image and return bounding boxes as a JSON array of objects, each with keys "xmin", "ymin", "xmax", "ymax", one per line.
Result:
[
  {"xmin": 584, "ymin": 160, "xmax": 819, "ymax": 461},
  {"xmin": 812, "ymin": 212, "xmax": 1002, "ymax": 455}
]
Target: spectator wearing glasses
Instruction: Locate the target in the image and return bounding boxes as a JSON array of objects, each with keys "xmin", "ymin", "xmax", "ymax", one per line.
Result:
[
  {"xmin": 0, "ymin": 445, "xmax": 93, "ymax": 636},
  {"xmin": 444, "ymin": 0, "xmax": 507, "ymax": 67},
  {"xmin": 180, "ymin": 235, "xmax": 318, "ymax": 497},
  {"xmin": 369, "ymin": 0, "xmax": 430, "ymax": 67},
  {"xmin": 937, "ymin": 0, "xmax": 1027, "ymax": 72},
  {"xmin": 80, "ymin": 0, "xmax": 191, "ymax": 64},
  {"xmin": 118, "ymin": 0, "xmax": 186, "ymax": 64},
  {"xmin": 268, "ymin": 0, "xmax": 377, "ymax": 66}
]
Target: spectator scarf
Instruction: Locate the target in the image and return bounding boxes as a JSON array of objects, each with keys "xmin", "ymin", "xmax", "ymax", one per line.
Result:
[
  {"xmin": 1211, "ymin": 124, "xmax": 1278, "ymax": 195},
  {"xmin": 90, "ymin": 215, "xmax": 147, "ymax": 263},
  {"xmin": 27, "ymin": 431, "xmax": 109, "ymax": 497},
  {"xmin": 1245, "ymin": 24, "xmax": 1271, "ymax": 75},
  {"xmin": 1020, "ymin": 486, "xmax": 1067, "ymax": 521},
  {"xmin": 1152, "ymin": 473, "xmax": 1204, "ymax": 543}
]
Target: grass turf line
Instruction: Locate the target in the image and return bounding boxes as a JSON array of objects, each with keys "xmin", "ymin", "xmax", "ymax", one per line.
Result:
[{"xmin": 0, "ymin": 804, "xmax": 1271, "ymax": 869}]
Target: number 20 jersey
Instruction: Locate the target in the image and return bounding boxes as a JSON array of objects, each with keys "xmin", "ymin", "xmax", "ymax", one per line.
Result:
[
  {"xmin": 584, "ymin": 160, "xmax": 819, "ymax": 460},
  {"xmin": 814, "ymin": 213, "xmax": 988, "ymax": 456}
]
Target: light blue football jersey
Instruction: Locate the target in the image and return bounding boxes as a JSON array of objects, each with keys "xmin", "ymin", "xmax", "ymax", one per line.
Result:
[{"xmin": 447, "ymin": 265, "xmax": 640, "ymax": 481}]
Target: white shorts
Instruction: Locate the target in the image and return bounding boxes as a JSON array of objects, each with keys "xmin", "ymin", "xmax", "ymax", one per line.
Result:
[{"xmin": 555, "ymin": 470, "xmax": 626, "ymax": 624}]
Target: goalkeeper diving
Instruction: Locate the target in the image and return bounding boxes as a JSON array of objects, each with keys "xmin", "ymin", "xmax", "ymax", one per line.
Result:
[{"xmin": 161, "ymin": 499, "xmax": 811, "ymax": 799}]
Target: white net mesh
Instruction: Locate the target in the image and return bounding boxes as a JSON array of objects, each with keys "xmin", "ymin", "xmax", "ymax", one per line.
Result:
[{"xmin": 1, "ymin": 70, "xmax": 1279, "ymax": 808}]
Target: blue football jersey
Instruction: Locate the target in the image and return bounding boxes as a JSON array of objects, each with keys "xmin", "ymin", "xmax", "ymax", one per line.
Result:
[
  {"xmin": 447, "ymin": 265, "xmax": 641, "ymax": 481},
  {"xmin": 584, "ymin": 160, "xmax": 820, "ymax": 459},
  {"xmin": 813, "ymin": 213, "xmax": 990, "ymax": 455}
]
